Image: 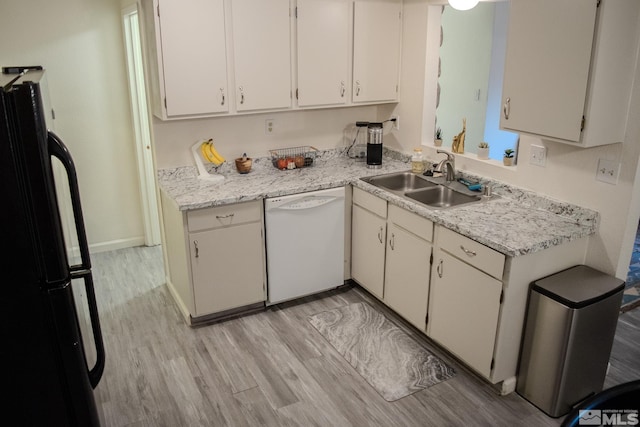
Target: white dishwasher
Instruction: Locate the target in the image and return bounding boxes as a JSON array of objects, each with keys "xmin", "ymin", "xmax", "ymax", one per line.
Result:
[{"xmin": 265, "ymin": 187, "xmax": 345, "ymax": 304}]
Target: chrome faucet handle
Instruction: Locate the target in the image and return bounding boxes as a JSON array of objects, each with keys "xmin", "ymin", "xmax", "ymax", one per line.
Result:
[{"xmin": 436, "ymin": 149, "xmax": 455, "ymax": 162}]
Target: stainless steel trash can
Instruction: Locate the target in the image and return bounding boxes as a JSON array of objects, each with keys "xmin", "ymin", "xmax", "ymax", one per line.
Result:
[{"xmin": 517, "ymin": 265, "xmax": 625, "ymax": 418}]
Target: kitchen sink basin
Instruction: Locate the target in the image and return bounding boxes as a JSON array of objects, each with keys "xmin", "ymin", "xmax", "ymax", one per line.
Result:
[
  {"xmin": 361, "ymin": 171, "xmax": 438, "ymax": 192},
  {"xmin": 362, "ymin": 170, "xmax": 491, "ymax": 210},
  {"xmin": 405, "ymin": 186, "xmax": 482, "ymax": 209}
]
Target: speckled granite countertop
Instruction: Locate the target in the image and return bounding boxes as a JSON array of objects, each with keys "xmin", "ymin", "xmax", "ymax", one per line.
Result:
[{"xmin": 158, "ymin": 149, "xmax": 598, "ymax": 257}]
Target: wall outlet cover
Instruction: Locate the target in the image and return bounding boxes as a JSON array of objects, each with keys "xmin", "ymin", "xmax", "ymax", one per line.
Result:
[
  {"xmin": 265, "ymin": 118, "xmax": 275, "ymax": 134},
  {"xmin": 596, "ymin": 158, "xmax": 620, "ymax": 185}
]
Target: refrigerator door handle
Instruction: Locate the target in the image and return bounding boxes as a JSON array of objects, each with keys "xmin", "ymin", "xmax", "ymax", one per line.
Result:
[
  {"xmin": 48, "ymin": 132, "xmax": 91, "ymax": 270},
  {"xmin": 48, "ymin": 131, "xmax": 105, "ymax": 388}
]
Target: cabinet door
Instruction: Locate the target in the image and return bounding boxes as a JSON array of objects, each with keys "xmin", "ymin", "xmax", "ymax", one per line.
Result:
[
  {"xmin": 353, "ymin": 0, "xmax": 401, "ymax": 103},
  {"xmin": 351, "ymin": 204, "xmax": 386, "ymax": 299},
  {"xmin": 189, "ymin": 223, "xmax": 265, "ymax": 316},
  {"xmin": 500, "ymin": 0, "xmax": 597, "ymax": 142},
  {"xmin": 384, "ymin": 223, "xmax": 431, "ymax": 331},
  {"xmin": 296, "ymin": 0, "xmax": 349, "ymax": 107},
  {"xmin": 157, "ymin": 0, "xmax": 228, "ymax": 116},
  {"xmin": 231, "ymin": 0, "xmax": 291, "ymax": 112},
  {"xmin": 428, "ymin": 250, "xmax": 502, "ymax": 378}
]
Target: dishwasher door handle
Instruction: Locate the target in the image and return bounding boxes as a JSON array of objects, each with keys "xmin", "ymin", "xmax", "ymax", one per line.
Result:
[{"xmin": 273, "ymin": 196, "xmax": 340, "ymax": 211}]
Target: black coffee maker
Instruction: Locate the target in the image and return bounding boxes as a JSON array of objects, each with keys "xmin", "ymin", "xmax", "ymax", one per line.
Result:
[{"xmin": 366, "ymin": 122, "xmax": 383, "ymax": 169}]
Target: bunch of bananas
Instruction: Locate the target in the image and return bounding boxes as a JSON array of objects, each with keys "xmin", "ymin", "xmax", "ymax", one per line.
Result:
[{"xmin": 200, "ymin": 139, "xmax": 225, "ymax": 166}]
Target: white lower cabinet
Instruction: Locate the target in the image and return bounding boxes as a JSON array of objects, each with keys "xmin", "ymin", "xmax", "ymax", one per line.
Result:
[
  {"xmin": 384, "ymin": 208, "xmax": 432, "ymax": 330},
  {"xmin": 428, "ymin": 225, "xmax": 505, "ymax": 379},
  {"xmin": 160, "ymin": 192, "xmax": 266, "ymax": 324},
  {"xmin": 351, "ymin": 188, "xmax": 433, "ymax": 330},
  {"xmin": 351, "ymin": 191, "xmax": 589, "ymax": 393},
  {"xmin": 189, "ymin": 221, "xmax": 265, "ymax": 316},
  {"xmin": 428, "ymin": 249, "xmax": 502, "ymax": 378},
  {"xmin": 351, "ymin": 200, "xmax": 387, "ymax": 299}
]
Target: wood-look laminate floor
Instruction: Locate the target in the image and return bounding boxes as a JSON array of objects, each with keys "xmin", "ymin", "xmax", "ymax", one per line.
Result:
[{"xmin": 91, "ymin": 246, "xmax": 640, "ymax": 427}]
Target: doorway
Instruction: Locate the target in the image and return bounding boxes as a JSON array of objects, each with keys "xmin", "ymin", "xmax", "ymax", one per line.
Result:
[
  {"xmin": 122, "ymin": 4, "xmax": 161, "ymax": 246},
  {"xmin": 623, "ymin": 222, "xmax": 640, "ymax": 312}
]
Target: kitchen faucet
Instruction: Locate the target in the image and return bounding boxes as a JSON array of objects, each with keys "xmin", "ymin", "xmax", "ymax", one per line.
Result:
[{"xmin": 435, "ymin": 150, "xmax": 456, "ymax": 182}]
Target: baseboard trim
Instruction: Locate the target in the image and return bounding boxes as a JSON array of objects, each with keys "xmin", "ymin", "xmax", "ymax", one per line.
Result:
[{"xmin": 88, "ymin": 236, "xmax": 146, "ymax": 254}]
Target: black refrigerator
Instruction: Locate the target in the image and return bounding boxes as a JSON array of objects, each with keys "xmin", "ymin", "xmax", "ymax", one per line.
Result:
[{"xmin": 0, "ymin": 68, "xmax": 105, "ymax": 425}]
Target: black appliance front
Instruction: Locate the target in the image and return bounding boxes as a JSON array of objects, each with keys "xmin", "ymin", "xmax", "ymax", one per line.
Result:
[{"xmin": 0, "ymin": 72, "xmax": 104, "ymax": 426}]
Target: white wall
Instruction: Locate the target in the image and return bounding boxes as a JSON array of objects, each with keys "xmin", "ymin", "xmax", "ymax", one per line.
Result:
[
  {"xmin": 397, "ymin": 1, "xmax": 640, "ymax": 279},
  {"xmin": 152, "ymin": 107, "xmax": 379, "ymax": 169},
  {"xmin": 0, "ymin": 0, "xmax": 145, "ymax": 251}
]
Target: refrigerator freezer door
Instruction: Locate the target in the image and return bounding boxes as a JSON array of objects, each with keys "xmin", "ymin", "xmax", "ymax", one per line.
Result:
[{"xmin": 1, "ymin": 73, "xmax": 104, "ymax": 425}]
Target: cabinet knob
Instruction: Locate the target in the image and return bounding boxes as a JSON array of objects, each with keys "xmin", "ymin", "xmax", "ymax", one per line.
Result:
[
  {"xmin": 355, "ymin": 81, "xmax": 361, "ymax": 97},
  {"xmin": 437, "ymin": 259, "xmax": 443, "ymax": 278},
  {"xmin": 378, "ymin": 226, "xmax": 384, "ymax": 244},
  {"xmin": 340, "ymin": 81, "xmax": 345, "ymax": 98},
  {"xmin": 220, "ymin": 88, "xmax": 225, "ymax": 106},
  {"xmin": 239, "ymin": 86, "xmax": 245, "ymax": 105},
  {"xmin": 389, "ymin": 233, "xmax": 395, "ymax": 250},
  {"xmin": 503, "ymin": 97, "xmax": 510, "ymax": 120},
  {"xmin": 194, "ymin": 240, "xmax": 199, "ymax": 258}
]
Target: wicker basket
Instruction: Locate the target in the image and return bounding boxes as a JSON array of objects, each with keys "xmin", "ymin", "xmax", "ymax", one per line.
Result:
[{"xmin": 269, "ymin": 146, "xmax": 318, "ymax": 170}]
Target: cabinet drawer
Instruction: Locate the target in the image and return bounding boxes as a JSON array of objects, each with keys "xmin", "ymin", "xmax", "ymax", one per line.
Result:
[
  {"xmin": 353, "ymin": 187, "xmax": 387, "ymax": 218},
  {"xmin": 187, "ymin": 200, "xmax": 262, "ymax": 232},
  {"xmin": 388, "ymin": 204, "xmax": 433, "ymax": 242},
  {"xmin": 438, "ymin": 227, "xmax": 505, "ymax": 280}
]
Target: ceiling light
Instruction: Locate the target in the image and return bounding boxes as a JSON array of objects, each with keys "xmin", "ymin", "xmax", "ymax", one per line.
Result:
[{"xmin": 448, "ymin": 0, "xmax": 480, "ymax": 11}]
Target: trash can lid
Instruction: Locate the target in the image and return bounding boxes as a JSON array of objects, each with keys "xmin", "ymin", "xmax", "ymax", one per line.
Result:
[{"xmin": 532, "ymin": 265, "xmax": 625, "ymax": 309}]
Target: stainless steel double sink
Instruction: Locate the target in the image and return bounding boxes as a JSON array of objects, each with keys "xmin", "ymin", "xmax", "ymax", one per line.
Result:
[{"xmin": 361, "ymin": 171, "xmax": 490, "ymax": 209}]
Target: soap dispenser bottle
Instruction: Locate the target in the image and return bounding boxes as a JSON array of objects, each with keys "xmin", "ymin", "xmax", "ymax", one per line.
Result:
[{"xmin": 411, "ymin": 147, "xmax": 424, "ymax": 173}]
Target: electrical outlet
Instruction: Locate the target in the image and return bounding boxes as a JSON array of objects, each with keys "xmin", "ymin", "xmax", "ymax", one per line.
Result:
[
  {"xmin": 529, "ymin": 144, "xmax": 547, "ymax": 167},
  {"xmin": 392, "ymin": 116, "xmax": 399, "ymax": 130},
  {"xmin": 596, "ymin": 158, "xmax": 620, "ymax": 185},
  {"xmin": 265, "ymin": 118, "xmax": 275, "ymax": 134}
]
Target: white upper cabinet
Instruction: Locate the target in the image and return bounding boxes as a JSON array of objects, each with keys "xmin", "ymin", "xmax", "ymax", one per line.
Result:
[
  {"xmin": 296, "ymin": 0, "xmax": 350, "ymax": 107},
  {"xmin": 231, "ymin": 0, "xmax": 292, "ymax": 112},
  {"xmin": 154, "ymin": 0, "xmax": 228, "ymax": 118},
  {"xmin": 353, "ymin": 0, "xmax": 402, "ymax": 103},
  {"xmin": 144, "ymin": 0, "xmax": 403, "ymax": 120},
  {"xmin": 501, "ymin": 0, "xmax": 639, "ymax": 147}
]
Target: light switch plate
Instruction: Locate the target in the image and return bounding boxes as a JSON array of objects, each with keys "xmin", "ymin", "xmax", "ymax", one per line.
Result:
[
  {"xmin": 530, "ymin": 145, "xmax": 547, "ymax": 167},
  {"xmin": 596, "ymin": 158, "xmax": 620, "ymax": 185}
]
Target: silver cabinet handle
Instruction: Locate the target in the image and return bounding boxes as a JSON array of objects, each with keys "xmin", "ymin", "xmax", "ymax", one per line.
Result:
[
  {"xmin": 460, "ymin": 245, "xmax": 477, "ymax": 257},
  {"xmin": 340, "ymin": 81, "xmax": 345, "ymax": 98},
  {"xmin": 194, "ymin": 240, "xmax": 199, "ymax": 258},
  {"xmin": 503, "ymin": 97, "xmax": 510, "ymax": 120},
  {"xmin": 355, "ymin": 80, "xmax": 361, "ymax": 96},
  {"xmin": 239, "ymin": 86, "xmax": 244, "ymax": 104},
  {"xmin": 389, "ymin": 233, "xmax": 395, "ymax": 250},
  {"xmin": 216, "ymin": 214, "xmax": 235, "ymax": 227},
  {"xmin": 216, "ymin": 213, "xmax": 235, "ymax": 226},
  {"xmin": 220, "ymin": 88, "xmax": 225, "ymax": 106},
  {"xmin": 437, "ymin": 259, "xmax": 443, "ymax": 278},
  {"xmin": 377, "ymin": 226, "xmax": 383, "ymax": 244}
]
